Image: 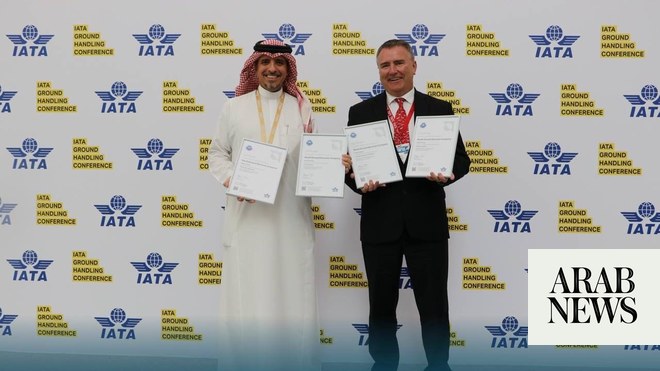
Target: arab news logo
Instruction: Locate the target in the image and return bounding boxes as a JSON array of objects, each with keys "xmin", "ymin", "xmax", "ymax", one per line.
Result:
[
  {"xmin": 0, "ymin": 197, "xmax": 18, "ymax": 225},
  {"xmin": 395, "ymin": 24, "xmax": 444, "ymax": 56},
  {"xmin": 131, "ymin": 138, "xmax": 179, "ymax": 170},
  {"xmin": 529, "ymin": 25, "xmax": 580, "ymax": 58},
  {"xmin": 399, "ymin": 267, "xmax": 412, "ymax": 289},
  {"xmin": 95, "ymin": 195, "xmax": 142, "ymax": 227},
  {"xmin": 624, "ymin": 84, "xmax": 660, "ymax": 118},
  {"xmin": 6, "ymin": 25, "xmax": 54, "ymax": 57},
  {"xmin": 621, "ymin": 202, "xmax": 660, "ymax": 235},
  {"xmin": 355, "ymin": 82, "xmax": 384, "ymax": 101},
  {"xmin": 95, "ymin": 308, "xmax": 142, "ymax": 339},
  {"xmin": 488, "ymin": 200, "xmax": 538, "ymax": 233},
  {"xmin": 95, "ymin": 81, "xmax": 143, "ymax": 113},
  {"xmin": 133, "ymin": 24, "xmax": 180, "ymax": 56},
  {"xmin": 485, "ymin": 316, "xmax": 528, "ymax": 349},
  {"xmin": 131, "ymin": 252, "xmax": 179, "ymax": 284},
  {"xmin": 0, "ymin": 85, "xmax": 18, "ymax": 113},
  {"xmin": 490, "ymin": 83, "xmax": 540, "ymax": 116},
  {"xmin": 262, "ymin": 23, "xmax": 311, "ymax": 55},
  {"xmin": 0, "ymin": 307, "xmax": 18, "ymax": 336},
  {"xmin": 527, "ymin": 142, "xmax": 578, "ymax": 175},
  {"xmin": 6, "ymin": 138, "xmax": 53, "ymax": 170},
  {"xmin": 7, "ymin": 250, "xmax": 53, "ymax": 282},
  {"xmin": 353, "ymin": 323, "xmax": 402, "ymax": 346}
]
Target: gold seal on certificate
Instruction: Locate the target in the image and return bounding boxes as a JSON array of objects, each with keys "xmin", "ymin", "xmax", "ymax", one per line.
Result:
[
  {"xmin": 296, "ymin": 133, "xmax": 348, "ymax": 198},
  {"xmin": 226, "ymin": 139, "xmax": 287, "ymax": 204},
  {"xmin": 406, "ymin": 115, "xmax": 461, "ymax": 178}
]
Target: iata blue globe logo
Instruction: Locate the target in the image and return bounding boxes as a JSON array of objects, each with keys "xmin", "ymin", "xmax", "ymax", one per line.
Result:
[
  {"xmin": 22, "ymin": 138, "xmax": 38, "ymax": 153},
  {"xmin": 640, "ymin": 85, "xmax": 659, "ymax": 101},
  {"xmin": 506, "ymin": 83, "xmax": 524, "ymax": 100},
  {"xmin": 544, "ymin": 142, "xmax": 561, "ymax": 158},
  {"xmin": 412, "ymin": 24, "xmax": 429, "ymax": 40},
  {"xmin": 147, "ymin": 138, "xmax": 164, "ymax": 154},
  {"xmin": 22, "ymin": 250, "xmax": 38, "ymax": 265},
  {"xmin": 545, "ymin": 25, "xmax": 563, "ymax": 41},
  {"xmin": 504, "ymin": 200, "xmax": 522, "ymax": 217},
  {"xmin": 638, "ymin": 202, "xmax": 655, "ymax": 218},
  {"xmin": 279, "ymin": 23, "xmax": 296, "ymax": 39},
  {"xmin": 111, "ymin": 82, "xmax": 127, "ymax": 98},
  {"xmin": 146, "ymin": 252, "xmax": 163, "ymax": 269},
  {"xmin": 22, "ymin": 25, "xmax": 39, "ymax": 41},
  {"xmin": 110, "ymin": 308, "xmax": 126, "ymax": 324},
  {"xmin": 501, "ymin": 316, "xmax": 519, "ymax": 332},
  {"xmin": 148, "ymin": 24, "xmax": 165, "ymax": 40},
  {"xmin": 110, "ymin": 195, "xmax": 126, "ymax": 211},
  {"xmin": 373, "ymin": 82, "xmax": 384, "ymax": 95}
]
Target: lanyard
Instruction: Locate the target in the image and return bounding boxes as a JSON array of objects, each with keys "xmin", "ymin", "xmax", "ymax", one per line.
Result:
[
  {"xmin": 386, "ymin": 101, "xmax": 416, "ymax": 129},
  {"xmin": 255, "ymin": 89, "xmax": 285, "ymax": 144}
]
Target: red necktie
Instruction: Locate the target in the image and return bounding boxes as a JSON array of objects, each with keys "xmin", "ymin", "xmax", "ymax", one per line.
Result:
[{"xmin": 392, "ymin": 98, "xmax": 409, "ymax": 145}]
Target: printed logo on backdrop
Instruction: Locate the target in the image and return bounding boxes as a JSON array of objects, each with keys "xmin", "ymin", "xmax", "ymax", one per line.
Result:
[
  {"xmin": 161, "ymin": 309, "xmax": 203, "ymax": 341},
  {"xmin": 0, "ymin": 307, "xmax": 18, "ymax": 336},
  {"xmin": 529, "ymin": 25, "xmax": 580, "ymax": 58},
  {"xmin": 488, "ymin": 200, "xmax": 538, "ymax": 233},
  {"xmin": 198, "ymin": 138, "xmax": 211, "ymax": 170},
  {"xmin": 355, "ymin": 82, "xmax": 384, "ymax": 101},
  {"xmin": 131, "ymin": 252, "xmax": 179, "ymax": 285},
  {"xmin": 490, "ymin": 83, "xmax": 540, "ymax": 116},
  {"xmin": 7, "ymin": 250, "xmax": 53, "ymax": 282},
  {"xmin": 200, "ymin": 23, "xmax": 243, "ymax": 55},
  {"xmin": 95, "ymin": 308, "xmax": 141, "ymax": 340},
  {"xmin": 161, "ymin": 195, "xmax": 203, "ymax": 228},
  {"xmin": 73, "ymin": 24, "xmax": 114, "ymax": 56},
  {"xmin": 7, "ymin": 138, "xmax": 53, "ymax": 170},
  {"xmin": 262, "ymin": 23, "xmax": 311, "ymax": 55},
  {"xmin": 0, "ymin": 197, "xmax": 17, "ymax": 226},
  {"xmin": 527, "ymin": 142, "xmax": 578, "ymax": 175},
  {"xmin": 426, "ymin": 82, "xmax": 470, "ymax": 115},
  {"xmin": 598, "ymin": 143, "xmax": 642, "ymax": 176},
  {"xmin": 198, "ymin": 253, "xmax": 222, "ymax": 285},
  {"xmin": 72, "ymin": 250, "xmax": 112, "ymax": 283},
  {"xmin": 36, "ymin": 81, "xmax": 77, "ymax": 113},
  {"xmin": 624, "ymin": 84, "xmax": 660, "ymax": 118},
  {"xmin": 162, "ymin": 81, "xmax": 204, "ymax": 113},
  {"xmin": 95, "ymin": 195, "xmax": 141, "ymax": 227},
  {"xmin": 465, "ymin": 140, "xmax": 508, "ymax": 174},
  {"xmin": 320, "ymin": 329, "xmax": 333, "ymax": 345},
  {"xmin": 466, "ymin": 24, "xmax": 509, "ymax": 57},
  {"xmin": 447, "ymin": 207, "xmax": 468, "ymax": 232},
  {"xmin": 558, "ymin": 200, "xmax": 602, "ymax": 234},
  {"xmin": 329, "ymin": 256, "xmax": 367, "ymax": 288},
  {"xmin": 353, "ymin": 323, "xmax": 402, "ymax": 346},
  {"xmin": 96, "ymin": 81, "xmax": 142, "ymax": 113},
  {"xmin": 601, "ymin": 25, "xmax": 645, "ymax": 58},
  {"xmin": 462, "ymin": 257, "xmax": 506, "ymax": 290},
  {"xmin": 312, "ymin": 204, "xmax": 335, "ymax": 229},
  {"xmin": 133, "ymin": 24, "xmax": 180, "ymax": 56},
  {"xmin": 560, "ymin": 84, "xmax": 604, "ymax": 117},
  {"xmin": 331, "ymin": 23, "xmax": 375, "ymax": 56},
  {"xmin": 6, "ymin": 25, "xmax": 54, "ymax": 57},
  {"xmin": 621, "ymin": 202, "xmax": 660, "ymax": 235},
  {"xmin": 36, "ymin": 305, "xmax": 76, "ymax": 337},
  {"xmin": 72, "ymin": 138, "xmax": 113, "ymax": 170},
  {"xmin": 132, "ymin": 138, "xmax": 179, "ymax": 171},
  {"xmin": 36, "ymin": 194, "xmax": 76, "ymax": 226},
  {"xmin": 0, "ymin": 84, "xmax": 18, "ymax": 113},
  {"xmin": 395, "ymin": 24, "xmax": 444, "ymax": 57},
  {"xmin": 624, "ymin": 345, "xmax": 660, "ymax": 351},
  {"xmin": 297, "ymin": 81, "xmax": 336, "ymax": 113},
  {"xmin": 222, "ymin": 90, "xmax": 236, "ymax": 99},
  {"xmin": 485, "ymin": 316, "xmax": 528, "ymax": 349}
]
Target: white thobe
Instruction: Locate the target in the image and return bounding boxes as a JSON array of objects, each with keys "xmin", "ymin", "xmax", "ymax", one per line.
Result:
[{"xmin": 208, "ymin": 86, "xmax": 319, "ymax": 371}]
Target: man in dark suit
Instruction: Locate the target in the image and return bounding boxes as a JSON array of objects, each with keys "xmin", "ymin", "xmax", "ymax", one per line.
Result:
[{"xmin": 344, "ymin": 39, "xmax": 470, "ymax": 371}]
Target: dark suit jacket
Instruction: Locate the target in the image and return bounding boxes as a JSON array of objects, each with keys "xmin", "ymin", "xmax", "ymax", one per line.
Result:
[{"xmin": 345, "ymin": 90, "xmax": 471, "ymax": 244}]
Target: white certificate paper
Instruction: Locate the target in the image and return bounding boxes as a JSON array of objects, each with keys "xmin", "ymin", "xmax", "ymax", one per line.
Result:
[
  {"xmin": 406, "ymin": 115, "xmax": 461, "ymax": 178},
  {"xmin": 345, "ymin": 120, "xmax": 403, "ymax": 188},
  {"xmin": 296, "ymin": 134, "xmax": 348, "ymax": 198},
  {"xmin": 226, "ymin": 139, "xmax": 287, "ymax": 204}
]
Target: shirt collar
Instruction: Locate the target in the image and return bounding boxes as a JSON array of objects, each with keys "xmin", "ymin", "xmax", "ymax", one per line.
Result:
[{"xmin": 386, "ymin": 88, "xmax": 415, "ymax": 106}]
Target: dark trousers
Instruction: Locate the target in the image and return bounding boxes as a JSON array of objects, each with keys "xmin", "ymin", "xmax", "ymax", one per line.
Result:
[{"xmin": 362, "ymin": 233, "xmax": 450, "ymax": 371}]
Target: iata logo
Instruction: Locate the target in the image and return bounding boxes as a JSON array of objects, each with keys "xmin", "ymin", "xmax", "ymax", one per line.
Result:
[
  {"xmin": 527, "ymin": 142, "xmax": 578, "ymax": 175},
  {"xmin": 262, "ymin": 23, "xmax": 311, "ymax": 55},
  {"xmin": 488, "ymin": 200, "xmax": 538, "ymax": 233},
  {"xmin": 621, "ymin": 202, "xmax": 660, "ymax": 235},
  {"xmin": 133, "ymin": 24, "xmax": 180, "ymax": 56},
  {"xmin": 95, "ymin": 81, "xmax": 143, "ymax": 113},
  {"xmin": 355, "ymin": 82, "xmax": 384, "ymax": 101},
  {"xmin": 95, "ymin": 308, "xmax": 142, "ymax": 340},
  {"xmin": 222, "ymin": 90, "xmax": 236, "ymax": 99},
  {"xmin": 6, "ymin": 138, "xmax": 53, "ymax": 170},
  {"xmin": 6, "ymin": 25, "xmax": 54, "ymax": 57},
  {"xmin": 0, "ymin": 197, "xmax": 17, "ymax": 225},
  {"xmin": 485, "ymin": 316, "xmax": 528, "ymax": 349},
  {"xmin": 94, "ymin": 195, "xmax": 142, "ymax": 227},
  {"xmin": 529, "ymin": 25, "xmax": 580, "ymax": 58},
  {"xmin": 0, "ymin": 307, "xmax": 18, "ymax": 336},
  {"xmin": 7, "ymin": 250, "xmax": 53, "ymax": 282},
  {"xmin": 131, "ymin": 252, "xmax": 179, "ymax": 284},
  {"xmin": 353, "ymin": 323, "xmax": 402, "ymax": 346},
  {"xmin": 395, "ymin": 24, "xmax": 444, "ymax": 56},
  {"xmin": 0, "ymin": 85, "xmax": 18, "ymax": 113},
  {"xmin": 131, "ymin": 138, "xmax": 179, "ymax": 171},
  {"xmin": 624, "ymin": 84, "xmax": 660, "ymax": 118},
  {"xmin": 490, "ymin": 83, "xmax": 540, "ymax": 116}
]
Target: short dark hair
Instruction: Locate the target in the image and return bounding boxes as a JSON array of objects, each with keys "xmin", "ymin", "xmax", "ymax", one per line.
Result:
[{"xmin": 376, "ymin": 39, "xmax": 415, "ymax": 60}]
